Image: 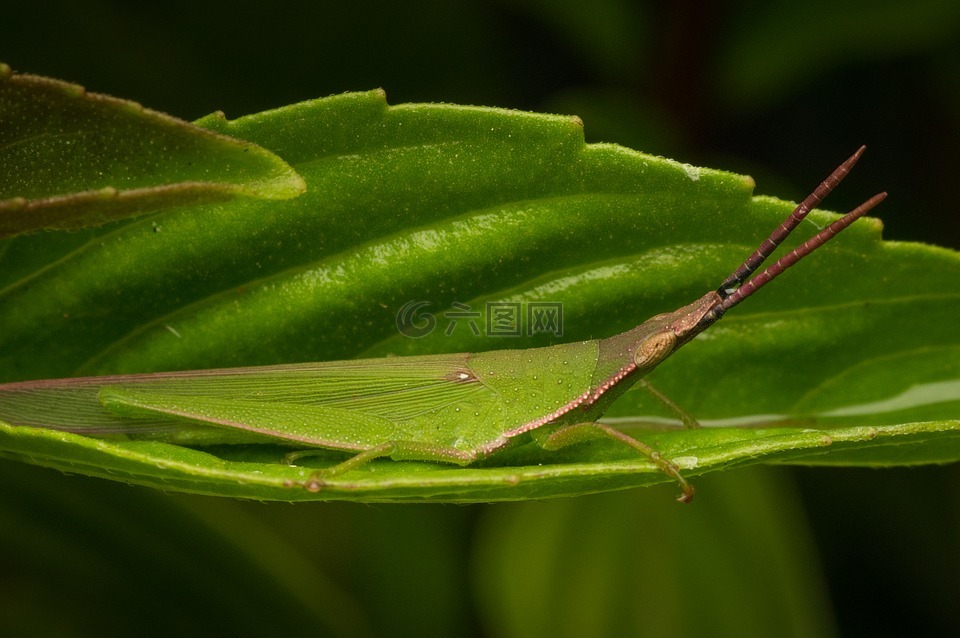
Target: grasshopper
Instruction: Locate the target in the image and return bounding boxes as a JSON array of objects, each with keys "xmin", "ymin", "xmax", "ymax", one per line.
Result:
[{"xmin": 0, "ymin": 148, "xmax": 884, "ymax": 501}]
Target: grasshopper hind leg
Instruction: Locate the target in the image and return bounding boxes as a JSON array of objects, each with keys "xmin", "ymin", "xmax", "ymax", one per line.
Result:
[
  {"xmin": 282, "ymin": 441, "xmax": 475, "ymax": 492},
  {"xmin": 533, "ymin": 422, "xmax": 695, "ymax": 502}
]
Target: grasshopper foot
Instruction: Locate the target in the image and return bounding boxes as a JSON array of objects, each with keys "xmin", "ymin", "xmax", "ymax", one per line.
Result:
[{"xmin": 303, "ymin": 474, "xmax": 327, "ymax": 492}]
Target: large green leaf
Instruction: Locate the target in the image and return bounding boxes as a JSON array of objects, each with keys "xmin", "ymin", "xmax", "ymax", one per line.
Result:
[
  {"xmin": 0, "ymin": 64, "xmax": 304, "ymax": 237},
  {"xmin": 1, "ymin": 88, "xmax": 957, "ymax": 502}
]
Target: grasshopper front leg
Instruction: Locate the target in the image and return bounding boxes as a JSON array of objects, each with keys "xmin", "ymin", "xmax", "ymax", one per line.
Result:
[{"xmin": 637, "ymin": 379, "xmax": 702, "ymax": 430}]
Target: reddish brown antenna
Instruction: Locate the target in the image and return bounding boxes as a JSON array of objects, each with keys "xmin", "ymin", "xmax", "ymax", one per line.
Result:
[
  {"xmin": 700, "ymin": 147, "xmax": 885, "ymax": 324},
  {"xmin": 720, "ymin": 191, "xmax": 886, "ymax": 313},
  {"xmin": 717, "ymin": 145, "xmax": 867, "ymax": 297}
]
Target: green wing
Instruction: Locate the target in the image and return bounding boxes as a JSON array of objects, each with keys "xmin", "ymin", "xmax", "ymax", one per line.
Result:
[
  {"xmin": 0, "ymin": 354, "xmax": 480, "ymax": 439},
  {"xmin": 0, "ymin": 342, "xmax": 602, "ymax": 454}
]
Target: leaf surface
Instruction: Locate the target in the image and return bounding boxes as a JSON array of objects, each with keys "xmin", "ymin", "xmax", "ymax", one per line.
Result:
[
  {"xmin": 1, "ymin": 88, "xmax": 958, "ymax": 502},
  {"xmin": 0, "ymin": 64, "xmax": 304, "ymax": 237}
]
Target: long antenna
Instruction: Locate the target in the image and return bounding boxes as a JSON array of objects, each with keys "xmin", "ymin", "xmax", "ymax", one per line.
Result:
[
  {"xmin": 716, "ymin": 145, "xmax": 867, "ymax": 297},
  {"xmin": 720, "ymin": 192, "xmax": 886, "ymax": 312}
]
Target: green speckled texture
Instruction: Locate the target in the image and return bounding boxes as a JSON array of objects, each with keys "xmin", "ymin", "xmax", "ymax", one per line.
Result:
[{"xmin": 1, "ymin": 87, "xmax": 958, "ymax": 502}]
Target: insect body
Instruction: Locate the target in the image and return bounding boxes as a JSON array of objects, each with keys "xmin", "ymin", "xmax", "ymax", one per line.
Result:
[{"xmin": 0, "ymin": 149, "xmax": 885, "ymax": 501}]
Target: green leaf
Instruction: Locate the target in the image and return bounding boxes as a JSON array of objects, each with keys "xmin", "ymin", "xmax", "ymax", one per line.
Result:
[
  {"xmin": 0, "ymin": 419, "xmax": 956, "ymax": 502},
  {"xmin": 0, "ymin": 63, "xmax": 305, "ymax": 237},
  {"xmin": 1, "ymin": 87, "xmax": 958, "ymax": 502}
]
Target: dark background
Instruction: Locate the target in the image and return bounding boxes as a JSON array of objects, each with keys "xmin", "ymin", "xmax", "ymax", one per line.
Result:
[{"xmin": 2, "ymin": 2, "xmax": 959, "ymax": 636}]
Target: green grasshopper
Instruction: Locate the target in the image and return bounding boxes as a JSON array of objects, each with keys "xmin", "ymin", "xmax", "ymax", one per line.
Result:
[{"xmin": 0, "ymin": 148, "xmax": 884, "ymax": 501}]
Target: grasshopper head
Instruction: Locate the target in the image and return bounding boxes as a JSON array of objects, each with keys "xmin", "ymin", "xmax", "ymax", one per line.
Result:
[
  {"xmin": 631, "ymin": 150, "xmax": 888, "ymax": 373},
  {"xmin": 631, "ymin": 291, "xmax": 723, "ymax": 371},
  {"xmin": 597, "ymin": 148, "xmax": 884, "ymax": 404}
]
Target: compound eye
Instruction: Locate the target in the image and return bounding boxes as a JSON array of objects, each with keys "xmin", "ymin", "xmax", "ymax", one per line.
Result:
[{"xmin": 633, "ymin": 330, "xmax": 677, "ymax": 369}]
